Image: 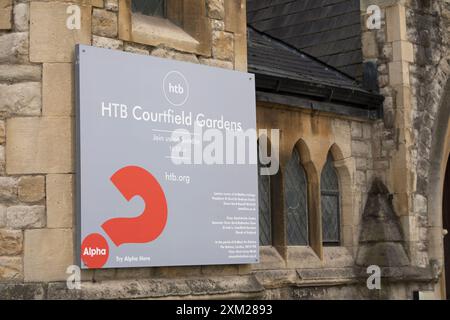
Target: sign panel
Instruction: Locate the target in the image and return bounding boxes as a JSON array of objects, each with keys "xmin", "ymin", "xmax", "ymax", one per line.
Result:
[{"xmin": 76, "ymin": 45, "xmax": 258, "ymax": 269}]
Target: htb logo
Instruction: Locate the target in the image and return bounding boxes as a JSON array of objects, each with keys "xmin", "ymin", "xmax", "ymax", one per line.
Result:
[
  {"xmin": 163, "ymin": 71, "xmax": 189, "ymax": 106},
  {"xmin": 169, "ymin": 82, "xmax": 184, "ymax": 94}
]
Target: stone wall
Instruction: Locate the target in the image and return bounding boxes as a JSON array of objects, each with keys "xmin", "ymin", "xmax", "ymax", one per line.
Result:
[
  {"xmin": 360, "ymin": 0, "xmax": 450, "ymax": 297},
  {"xmin": 0, "ymin": 0, "xmax": 446, "ymax": 299},
  {"xmin": 0, "ymin": 0, "xmax": 253, "ymax": 296}
]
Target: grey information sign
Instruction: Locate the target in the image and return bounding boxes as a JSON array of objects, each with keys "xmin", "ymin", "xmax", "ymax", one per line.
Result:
[{"xmin": 75, "ymin": 45, "xmax": 258, "ymax": 269}]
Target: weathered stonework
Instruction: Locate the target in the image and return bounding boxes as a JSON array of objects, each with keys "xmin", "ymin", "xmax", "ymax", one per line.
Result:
[
  {"xmin": 212, "ymin": 30, "xmax": 234, "ymax": 61},
  {"xmin": 24, "ymin": 228, "xmax": 74, "ymax": 282},
  {"xmin": 6, "ymin": 117, "xmax": 74, "ymax": 174},
  {"xmin": 207, "ymin": 0, "xmax": 225, "ymax": 20},
  {"xmin": 42, "ymin": 63, "xmax": 73, "ymax": 116},
  {"xmin": 13, "ymin": 2, "xmax": 28, "ymax": 32},
  {"xmin": 0, "ymin": 32, "xmax": 28, "ymax": 63},
  {"xmin": 46, "ymin": 174, "xmax": 73, "ymax": 229},
  {"xmin": 0, "ymin": 229, "xmax": 22, "ymax": 256},
  {"xmin": 0, "ymin": 256, "xmax": 22, "ymax": 281},
  {"xmin": 29, "ymin": 2, "xmax": 92, "ymax": 63},
  {"xmin": 92, "ymin": 8, "xmax": 118, "ymax": 38},
  {"xmin": 0, "ymin": 82, "xmax": 41, "ymax": 117},
  {"xmin": 18, "ymin": 176, "xmax": 45, "ymax": 203},
  {"xmin": 0, "ymin": 0, "xmax": 446, "ymax": 300},
  {"xmin": 6, "ymin": 205, "xmax": 46, "ymax": 229},
  {"xmin": 0, "ymin": 0, "xmax": 12, "ymax": 30}
]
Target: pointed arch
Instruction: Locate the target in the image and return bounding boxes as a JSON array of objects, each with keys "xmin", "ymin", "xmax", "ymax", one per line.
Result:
[
  {"xmin": 284, "ymin": 146, "xmax": 309, "ymax": 245},
  {"xmin": 321, "ymin": 150, "xmax": 341, "ymax": 245},
  {"xmin": 427, "ymin": 77, "xmax": 450, "ymax": 299}
]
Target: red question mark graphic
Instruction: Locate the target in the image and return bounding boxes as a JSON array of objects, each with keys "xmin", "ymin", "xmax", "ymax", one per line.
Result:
[
  {"xmin": 81, "ymin": 166, "xmax": 168, "ymax": 268},
  {"xmin": 102, "ymin": 166, "xmax": 168, "ymax": 246}
]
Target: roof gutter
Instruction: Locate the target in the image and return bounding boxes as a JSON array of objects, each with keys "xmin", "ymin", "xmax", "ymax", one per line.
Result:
[{"xmin": 252, "ymin": 72, "xmax": 385, "ymax": 119}]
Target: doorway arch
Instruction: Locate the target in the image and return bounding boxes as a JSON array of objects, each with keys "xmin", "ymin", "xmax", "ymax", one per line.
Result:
[{"xmin": 428, "ymin": 79, "xmax": 450, "ymax": 299}]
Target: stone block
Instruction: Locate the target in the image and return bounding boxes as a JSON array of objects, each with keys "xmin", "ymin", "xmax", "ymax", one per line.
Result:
[
  {"xmin": 351, "ymin": 140, "xmax": 371, "ymax": 157},
  {"xmin": 201, "ymin": 264, "xmax": 239, "ymax": 276},
  {"xmin": 393, "ymin": 40, "xmax": 414, "ymax": 62},
  {"xmin": 351, "ymin": 122, "xmax": 364, "ymax": 140},
  {"xmin": 362, "ymin": 123, "xmax": 372, "ymax": 139},
  {"xmin": 332, "ymin": 119, "xmax": 352, "ymax": 159},
  {"xmin": 386, "ymin": 4, "xmax": 407, "ymax": 42},
  {"xmin": 210, "ymin": 18, "xmax": 225, "ymax": 31},
  {"xmin": 0, "ymin": 177, "xmax": 18, "ymax": 202},
  {"xmin": 13, "ymin": 2, "xmax": 29, "ymax": 32},
  {"xmin": 93, "ymin": 268, "xmax": 116, "ymax": 281},
  {"xmin": 252, "ymin": 246, "xmax": 285, "ymax": 271},
  {"xmin": 24, "ymin": 228, "xmax": 74, "ymax": 282},
  {"xmin": 92, "ymin": 35, "xmax": 123, "ymax": 50},
  {"xmin": 0, "ymin": 6, "xmax": 12, "ymax": 30},
  {"xmin": 362, "ymin": 31, "xmax": 378, "ymax": 58},
  {"xmin": 286, "ymin": 247, "xmax": 322, "ymax": 269},
  {"xmin": 0, "ymin": 120, "xmax": 4, "ymax": 144},
  {"xmin": 0, "ymin": 0, "xmax": 12, "ymax": 29},
  {"xmin": 0, "ymin": 256, "xmax": 22, "ymax": 281},
  {"xmin": 18, "ymin": 176, "xmax": 45, "ymax": 203},
  {"xmin": 0, "ymin": 32, "xmax": 28, "ymax": 63},
  {"xmin": 43, "ymin": 63, "xmax": 74, "ymax": 116},
  {"xmin": 224, "ymin": 0, "xmax": 245, "ymax": 33},
  {"xmin": 91, "ymin": 0, "xmax": 104, "ymax": 8},
  {"xmin": 123, "ymin": 43, "xmax": 149, "ymax": 55},
  {"xmin": 0, "ymin": 82, "xmax": 41, "ymax": 117},
  {"xmin": 6, "ymin": 205, "xmax": 45, "ymax": 229},
  {"xmin": 323, "ymin": 247, "xmax": 354, "ymax": 268},
  {"xmin": 47, "ymin": 174, "xmax": 74, "ymax": 228},
  {"xmin": 212, "ymin": 30, "xmax": 233, "ymax": 61},
  {"xmin": 115, "ymin": 267, "xmax": 151, "ymax": 279},
  {"xmin": 413, "ymin": 193, "xmax": 427, "ymax": 215},
  {"xmin": 0, "ymin": 146, "xmax": 4, "ymax": 174},
  {"xmin": 0, "ymin": 283, "xmax": 45, "ymax": 299},
  {"xmin": 92, "ymin": 8, "xmax": 117, "ymax": 38},
  {"xmin": 0, "ymin": 205, "xmax": 5, "ymax": 227},
  {"xmin": 198, "ymin": 57, "xmax": 233, "ymax": 70},
  {"xmin": 30, "ymin": 2, "xmax": 91, "ymax": 62},
  {"xmin": 0, "ymin": 0, "xmax": 12, "ymax": 9},
  {"xmin": 388, "ymin": 61, "xmax": 410, "ymax": 86},
  {"xmin": 0, "ymin": 145, "xmax": 4, "ymax": 174},
  {"xmin": 153, "ymin": 266, "xmax": 201, "ymax": 278},
  {"xmin": 6, "ymin": 117, "xmax": 73, "ymax": 174},
  {"xmin": 0, "ymin": 229, "xmax": 23, "ymax": 256},
  {"xmin": 234, "ymin": 31, "xmax": 247, "ymax": 71},
  {"xmin": 0, "ymin": 65, "xmax": 42, "ymax": 82},
  {"xmin": 105, "ymin": 0, "xmax": 118, "ymax": 11},
  {"xmin": 207, "ymin": 0, "xmax": 224, "ymax": 20},
  {"xmin": 355, "ymin": 157, "xmax": 368, "ymax": 170},
  {"xmin": 151, "ymin": 47, "xmax": 199, "ymax": 64}
]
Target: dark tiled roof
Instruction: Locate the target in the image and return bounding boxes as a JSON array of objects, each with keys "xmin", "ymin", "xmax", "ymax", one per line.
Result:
[
  {"xmin": 248, "ymin": 26, "xmax": 384, "ymax": 113},
  {"xmin": 247, "ymin": 0, "xmax": 363, "ymax": 79},
  {"xmin": 248, "ymin": 27, "xmax": 361, "ymax": 90}
]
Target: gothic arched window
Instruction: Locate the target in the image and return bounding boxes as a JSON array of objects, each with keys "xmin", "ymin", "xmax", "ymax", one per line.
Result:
[
  {"xmin": 284, "ymin": 148, "xmax": 309, "ymax": 245},
  {"xmin": 321, "ymin": 152, "xmax": 341, "ymax": 245}
]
